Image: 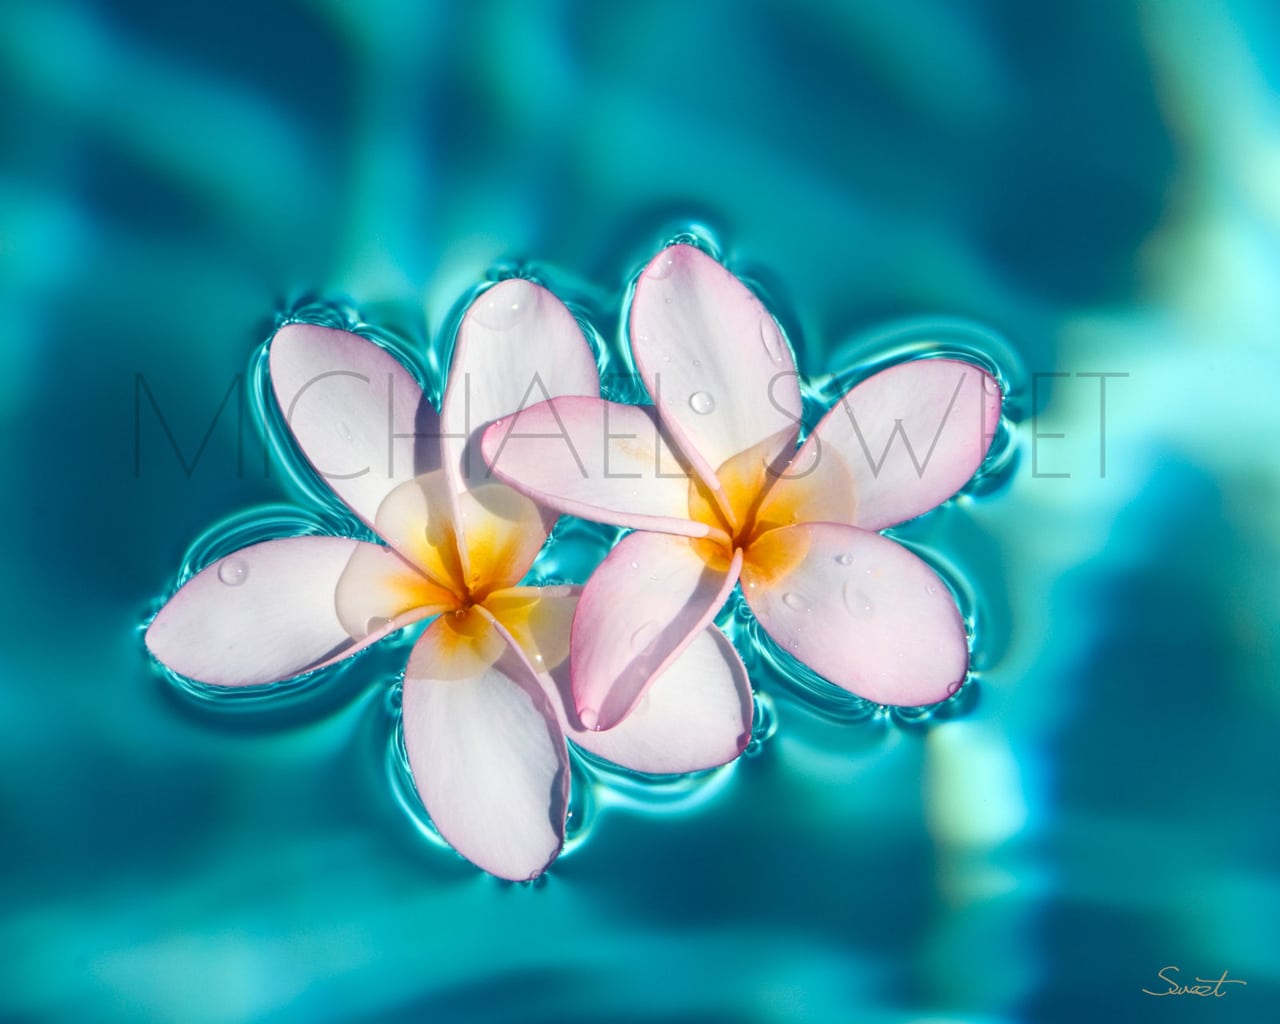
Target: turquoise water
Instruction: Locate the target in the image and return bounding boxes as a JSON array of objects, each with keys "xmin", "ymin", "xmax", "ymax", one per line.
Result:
[{"xmin": 3, "ymin": 2, "xmax": 1279, "ymax": 1021}]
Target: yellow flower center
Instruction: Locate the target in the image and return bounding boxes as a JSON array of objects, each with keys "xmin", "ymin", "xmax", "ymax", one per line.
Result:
[
  {"xmin": 345, "ymin": 471, "xmax": 571, "ymax": 673},
  {"xmin": 687, "ymin": 435, "xmax": 856, "ymax": 589}
]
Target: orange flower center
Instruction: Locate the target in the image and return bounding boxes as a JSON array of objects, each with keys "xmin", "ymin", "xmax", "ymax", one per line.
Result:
[{"xmin": 682, "ymin": 430, "xmax": 858, "ymax": 590}]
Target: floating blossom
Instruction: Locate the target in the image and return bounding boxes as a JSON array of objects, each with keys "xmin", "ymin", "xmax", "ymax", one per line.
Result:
[
  {"xmin": 146, "ymin": 280, "xmax": 752, "ymax": 880},
  {"xmin": 482, "ymin": 244, "xmax": 1002, "ymax": 729}
]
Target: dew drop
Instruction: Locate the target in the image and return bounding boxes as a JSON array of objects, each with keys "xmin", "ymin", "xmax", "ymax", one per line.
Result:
[
  {"xmin": 842, "ymin": 582, "xmax": 873, "ymax": 619},
  {"xmin": 630, "ymin": 622, "xmax": 660, "ymax": 651},
  {"xmin": 689, "ymin": 391, "xmax": 716, "ymax": 415},
  {"xmin": 629, "ymin": 560, "xmax": 640, "ymax": 570},
  {"xmin": 336, "ymin": 421, "xmax": 353, "ymax": 442},
  {"xmin": 925, "ymin": 582, "xmax": 938, "ymax": 596},
  {"xmin": 946, "ymin": 679, "xmax": 962, "ymax": 697},
  {"xmin": 218, "ymin": 558, "xmax": 248, "ymax": 586},
  {"xmin": 781, "ymin": 591, "xmax": 809, "ymax": 613},
  {"xmin": 835, "ymin": 553, "xmax": 854, "ymax": 566},
  {"xmin": 759, "ymin": 317, "xmax": 785, "ymax": 364},
  {"xmin": 366, "ymin": 615, "xmax": 390, "ymax": 635},
  {"xmin": 471, "ymin": 279, "xmax": 535, "ymax": 331}
]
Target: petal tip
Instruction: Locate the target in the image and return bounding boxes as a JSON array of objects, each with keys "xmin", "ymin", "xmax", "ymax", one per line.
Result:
[
  {"xmin": 141, "ymin": 615, "xmax": 166, "ymax": 660},
  {"xmin": 265, "ymin": 320, "xmax": 318, "ymax": 369}
]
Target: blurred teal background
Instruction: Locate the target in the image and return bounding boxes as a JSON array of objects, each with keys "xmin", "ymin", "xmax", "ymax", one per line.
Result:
[{"xmin": 3, "ymin": 1, "xmax": 1279, "ymax": 1021}]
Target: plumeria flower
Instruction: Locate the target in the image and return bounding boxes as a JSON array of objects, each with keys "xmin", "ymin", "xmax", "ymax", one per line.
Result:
[
  {"xmin": 481, "ymin": 244, "xmax": 1002, "ymax": 730},
  {"xmin": 145, "ymin": 280, "xmax": 752, "ymax": 881}
]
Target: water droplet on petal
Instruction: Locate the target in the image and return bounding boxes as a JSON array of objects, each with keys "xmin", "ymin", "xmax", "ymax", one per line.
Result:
[
  {"xmin": 471, "ymin": 279, "xmax": 536, "ymax": 331},
  {"xmin": 630, "ymin": 621, "xmax": 660, "ymax": 652},
  {"xmin": 336, "ymin": 421, "xmax": 353, "ymax": 442},
  {"xmin": 781, "ymin": 591, "xmax": 809, "ymax": 613},
  {"xmin": 218, "ymin": 558, "xmax": 248, "ymax": 586},
  {"xmin": 835, "ymin": 553, "xmax": 854, "ymax": 566},
  {"xmin": 842, "ymin": 582, "xmax": 873, "ymax": 619},
  {"xmin": 648, "ymin": 254, "xmax": 676, "ymax": 280},
  {"xmin": 946, "ymin": 679, "xmax": 962, "ymax": 697},
  {"xmin": 925, "ymin": 582, "xmax": 938, "ymax": 596},
  {"xmin": 759, "ymin": 317, "xmax": 785, "ymax": 364},
  {"xmin": 689, "ymin": 391, "xmax": 715, "ymax": 415},
  {"xmin": 366, "ymin": 615, "xmax": 390, "ymax": 635},
  {"xmin": 629, "ymin": 560, "xmax": 639, "ymax": 570}
]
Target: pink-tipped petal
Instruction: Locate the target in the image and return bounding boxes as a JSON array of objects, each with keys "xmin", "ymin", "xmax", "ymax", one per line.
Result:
[
  {"xmin": 402, "ymin": 615, "xmax": 568, "ymax": 881},
  {"xmin": 482, "ymin": 590, "xmax": 752, "ymax": 775},
  {"xmin": 571, "ymin": 531, "xmax": 742, "ymax": 731},
  {"xmin": 334, "ymin": 542, "xmax": 457, "ymax": 641},
  {"xmin": 269, "ymin": 323, "xmax": 439, "ymax": 534},
  {"xmin": 630, "ymin": 244, "xmax": 802, "ymax": 482},
  {"xmin": 564, "ymin": 627, "xmax": 753, "ymax": 774},
  {"xmin": 453, "ymin": 483, "xmax": 549, "ymax": 594},
  {"xmin": 370, "ymin": 471, "xmax": 467, "ymax": 594},
  {"xmin": 145, "ymin": 537, "xmax": 405, "ymax": 687},
  {"xmin": 483, "ymin": 585, "xmax": 579, "ymax": 674},
  {"xmin": 482, "ymin": 397, "xmax": 708, "ymax": 538},
  {"xmin": 441, "ymin": 279, "xmax": 599, "ymax": 495},
  {"xmin": 742, "ymin": 523, "xmax": 968, "ymax": 706},
  {"xmin": 801, "ymin": 359, "xmax": 1002, "ymax": 530}
]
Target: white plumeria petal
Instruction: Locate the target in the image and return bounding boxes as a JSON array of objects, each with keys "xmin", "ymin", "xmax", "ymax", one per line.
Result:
[
  {"xmin": 146, "ymin": 537, "xmax": 424, "ymax": 687},
  {"xmin": 482, "ymin": 396, "xmax": 709, "ymax": 537},
  {"xmin": 629, "ymin": 244, "xmax": 803, "ymax": 482},
  {"xmin": 402, "ymin": 613, "xmax": 569, "ymax": 881},
  {"xmin": 269, "ymin": 323, "xmax": 439, "ymax": 535},
  {"xmin": 563, "ymin": 626, "xmax": 754, "ymax": 774},
  {"xmin": 485, "ymin": 587, "xmax": 754, "ymax": 774},
  {"xmin": 742, "ymin": 522, "xmax": 968, "ymax": 706},
  {"xmin": 791, "ymin": 358, "xmax": 1002, "ymax": 530},
  {"xmin": 570, "ymin": 531, "xmax": 743, "ymax": 731},
  {"xmin": 334, "ymin": 542, "xmax": 457, "ymax": 641},
  {"xmin": 441, "ymin": 278, "xmax": 599, "ymax": 497}
]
